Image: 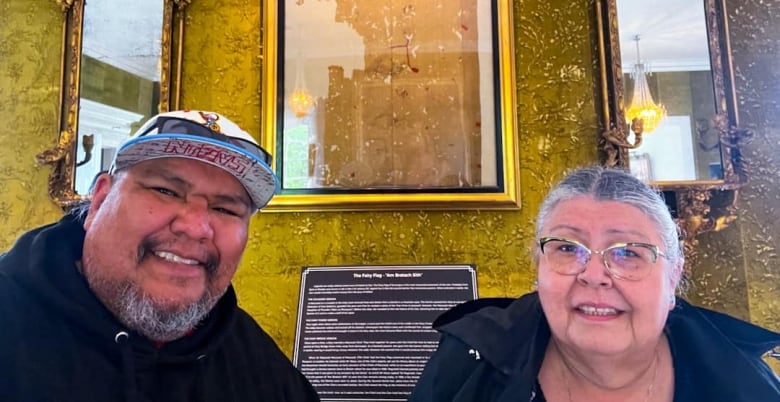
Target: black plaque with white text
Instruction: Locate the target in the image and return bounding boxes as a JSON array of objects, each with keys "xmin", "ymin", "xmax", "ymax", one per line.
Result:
[{"xmin": 293, "ymin": 265, "xmax": 477, "ymax": 402}]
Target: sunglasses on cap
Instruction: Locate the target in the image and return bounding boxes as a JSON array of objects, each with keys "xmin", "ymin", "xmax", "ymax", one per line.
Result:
[{"xmin": 137, "ymin": 116, "xmax": 273, "ymax": 166}]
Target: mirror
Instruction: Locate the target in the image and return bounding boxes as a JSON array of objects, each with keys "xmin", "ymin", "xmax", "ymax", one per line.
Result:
[
  {"xmin": 618, "ymin": 1, "xmax": 721, "ymax": 182},
  {"xmin": 37, "ymin": 0, "xmax": 188, "ymax": 208},
  {"xmin": 597, "ymin": 0, "xmax": 751, "ymax": 263},
  {"xmin": 262, "ymin": 0, "xmax": 520, "ymax": 211}
]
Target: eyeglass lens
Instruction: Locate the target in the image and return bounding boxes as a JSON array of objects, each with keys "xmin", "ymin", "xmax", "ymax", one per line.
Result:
[{"xmin": 540, "ymin": 238, "xmax": 657, "ymax": 280}]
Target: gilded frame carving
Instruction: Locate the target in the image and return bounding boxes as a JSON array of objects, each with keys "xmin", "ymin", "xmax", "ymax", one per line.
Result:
[
  {"xmin": 36, "ymin": 0, "xmax": 189, "ymax": 208},
  {"xmin": 596, "ymin": 0, "xmax": 751, "ymax": 264},
  {"xmin": 261, "ymin": 0, "xmax": 520, "ymax": 212}
]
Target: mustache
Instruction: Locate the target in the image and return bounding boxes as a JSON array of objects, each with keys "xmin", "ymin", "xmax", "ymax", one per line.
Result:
[{"xmin": 138, "ymin": 237, "xmax": 219, "ymax": 276}]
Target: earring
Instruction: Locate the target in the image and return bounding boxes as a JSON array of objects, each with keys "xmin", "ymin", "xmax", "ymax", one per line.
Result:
[
  {"xmin": 669, "ymin": 294, "xmax": 676, "ymax": 307},
  {"xmin": 532, "ymin": 279, "xmax": 538, "ymax": 290}
]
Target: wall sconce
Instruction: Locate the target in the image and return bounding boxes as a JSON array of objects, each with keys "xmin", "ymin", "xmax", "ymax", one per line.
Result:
[{"xmin": 75, "ymin": 134, "xmax": 94, "ymax": 167}]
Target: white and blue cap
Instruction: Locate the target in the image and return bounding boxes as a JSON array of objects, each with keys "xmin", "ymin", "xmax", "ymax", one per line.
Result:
[{"xmin": 109, "ymin": 110, "xmax": 278, "ymax": 209}]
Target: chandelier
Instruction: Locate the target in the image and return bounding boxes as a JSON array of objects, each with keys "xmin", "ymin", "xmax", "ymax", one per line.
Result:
[
  {"xmin": 625, "ymin": 35, "xmax": 666, "ymax": 134},
  {"xmin": 288, "ymin": 40, "xmax": 316, "ymax": 118},
  {"xmin": 289, "ymin": 87, "xmax": 315, "ymax": 118}
]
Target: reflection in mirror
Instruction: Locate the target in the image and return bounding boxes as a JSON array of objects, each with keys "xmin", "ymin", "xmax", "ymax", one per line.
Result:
[
  {"xmin": 74, "ymin": 0, "xmax": 164, "ymax": 194},
  {"xmin": 37, "ymin": 0, "xmax": 187, "ymax": 208},
  {"xmin": 262, "ymin": 0, "xmax": 520, "ymax": 211},
  {"xmin": 597, "ymin": 0, "xmax": 752, "ymax": 268},
  {"xmin": 616, "ymin": 0, "xmax": 722, "ymax": 182},
  {"xmin": 275, "ymin": 1, "xmax": 506, "ymax": 192}
]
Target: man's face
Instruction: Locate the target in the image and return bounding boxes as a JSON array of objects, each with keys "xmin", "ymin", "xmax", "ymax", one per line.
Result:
[{"xmin": 82, "ymin": 158, "xmax": 253, "ymax": 340}]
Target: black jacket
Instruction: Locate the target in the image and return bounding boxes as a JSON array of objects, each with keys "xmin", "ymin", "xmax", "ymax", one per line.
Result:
[
  {"xmin": 408, "ymin": 292, "xmax": 780, "ymax": 402},
  {"xmin": 0, "ymin": 213, "xmax": 320, "ymax": 402}
]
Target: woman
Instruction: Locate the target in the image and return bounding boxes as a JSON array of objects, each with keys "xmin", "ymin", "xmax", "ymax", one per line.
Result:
[{"xmin": 408, "ymin": 167, "xmax": 780, "ymax": 402}]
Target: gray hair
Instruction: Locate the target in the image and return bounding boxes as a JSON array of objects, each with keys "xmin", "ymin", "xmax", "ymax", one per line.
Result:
[
  {"xmin": 69, "ymin": 200, "xmax": 91, "ymax": 221},
  {"xmin": 68, "ymin": 170, "xmax": 111, "ymax": 220},
  {"xmin": 535, "ymin": 166, "xmax": 684, "ymax": 267}
]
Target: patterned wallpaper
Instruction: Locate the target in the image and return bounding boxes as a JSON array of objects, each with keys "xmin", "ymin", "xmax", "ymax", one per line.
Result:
[
  {"xmin": 180, "ymin": 0, "xmax": 599, "ymax": 351},
  {"xmin": 0, "ymin": 1, "xmax": 66, "ymax": 249},
  {"xmin": 1, "ymin": 0, "xmax": 777, "ymax": 365},
  {"xmin": 726, "ymin": 0, "xmax": 780, "ymax": 339}
]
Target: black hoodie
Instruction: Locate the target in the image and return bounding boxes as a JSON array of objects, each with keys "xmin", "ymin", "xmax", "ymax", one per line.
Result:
[
  {"xmin": 408, "ymin": 293, "xmax": 780, "ymax": 402},
  {"xmin": 0, "ymin": 213, "xmax": 320, "ymax": 402}
]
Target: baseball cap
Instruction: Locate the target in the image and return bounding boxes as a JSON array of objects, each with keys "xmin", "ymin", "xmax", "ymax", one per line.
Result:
[{"xmin": 109, "ymin": 110, "xmax": 278, "ymax": 209}]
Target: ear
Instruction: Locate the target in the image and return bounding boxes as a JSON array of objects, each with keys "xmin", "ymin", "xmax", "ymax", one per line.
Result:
[
  {"xmin": 667, "ymin": 260, "xmax": 684, "ymax": 310},
  {"xmin": 669, "ymin": 260, "xmax": 684, "ymax": 289},
  {"xmin": 83, "ymin": 173, "xmax": 113, "ymax": 230}
]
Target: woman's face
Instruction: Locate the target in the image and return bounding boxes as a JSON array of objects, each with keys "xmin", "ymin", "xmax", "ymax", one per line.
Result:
[{"xmin": 536, "ymin": 196, "xmax": 679, "ymax": 357}]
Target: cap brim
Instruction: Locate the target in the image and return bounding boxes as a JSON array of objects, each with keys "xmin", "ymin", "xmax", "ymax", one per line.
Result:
[{"xmin": 111, "ymin": 134, "xmax": 277, "ymax": 209}]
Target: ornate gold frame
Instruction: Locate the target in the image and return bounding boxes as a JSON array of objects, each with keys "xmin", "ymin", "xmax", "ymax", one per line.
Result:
[
  {"xmin": 596, "ymin": 0, "xmax": 751, "ymax": 266},
  {"xmin": 36, "ymin": 0, "xmax": 189, "ymax": 209},
  {"xmin": 261, "ymin": 0, "xmax": 520, "ymax": 212}
]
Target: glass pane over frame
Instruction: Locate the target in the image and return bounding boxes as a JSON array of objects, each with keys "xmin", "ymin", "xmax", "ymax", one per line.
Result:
[
  {"xmin": 616, "ymin": 0, "xmax": 722, "ymax": 183},
  {"xmin": 262, "ymin": 0, "xmax": 519, "ymax": 211},
  {"xmin": 597, "ymin": 0, "xmax": 746, "ymax": 189},
  {"xmin": 73, "ymin": 0, "xmax": 165, "ymax": 195},
  {"xmin": 36, "ymin": 0, "xmax": 185, "ymax": 209}
]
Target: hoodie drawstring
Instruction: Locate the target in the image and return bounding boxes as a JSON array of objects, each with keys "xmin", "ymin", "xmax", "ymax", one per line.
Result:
[
  {"xmin": 196, "ymin": 354, "xmax": 208, "ymax": 402},
  {"xmin": 115, "ymin": 331, "xmax": 139, "ymax": 402}
]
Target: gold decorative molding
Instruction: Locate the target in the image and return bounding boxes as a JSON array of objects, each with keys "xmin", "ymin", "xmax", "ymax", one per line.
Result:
[
  {"xmin": 36, "ymin": 0, "xmax": 85, "ymax": 208},
  {"xmin": 696, "ymin": 114, "xmax": 754, "ymax": 184},
  {"xmin": 160, "ymin": 1, "xmax": 175, "ymax": 112},
  {"xmin": 261, "ymin": 0, "xmax": 521, "ymax": 211},
  {"xmin": 596, "ymin": 0, "xmax": 627, "ymax": 170},
  {"xmin": 37, "ymin": 0, "xmax": 184, "ymax": 209},
  {"xmin": 54, "ymin": 0, "xmax": 77, "ymax": 12},
  {"xmin": 675, "ymin": 187, "xmax": 738, "ymax": 271},
  {"xmin": 34, "ymin": 129, "xmax": 85, "ymax": 207},
  {"xmin": 173, "ymin": 0, "xmax": 192, "ymax": 11}
]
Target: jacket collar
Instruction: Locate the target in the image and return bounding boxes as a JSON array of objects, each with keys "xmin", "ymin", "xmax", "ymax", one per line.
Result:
[
  {"xmin": 435, "ymin": 293, "xmax": 549, "ymax": 377},
  {"xmin": 434, "ymin": 292, "xmax": 780, "ymax": 381}
]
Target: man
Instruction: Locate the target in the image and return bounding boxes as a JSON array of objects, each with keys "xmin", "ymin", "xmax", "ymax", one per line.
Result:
[{"xmin": 0, "ymin": 110, "xmax": 320, "ymax": 401}]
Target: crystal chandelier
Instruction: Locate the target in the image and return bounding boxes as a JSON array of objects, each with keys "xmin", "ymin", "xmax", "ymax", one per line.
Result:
[{"xmin": 625, "ymin": 35, "xmax": 666, "ymax": 134}]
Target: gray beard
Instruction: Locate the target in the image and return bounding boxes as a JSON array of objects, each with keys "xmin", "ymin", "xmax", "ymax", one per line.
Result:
[
  {"xmin": 79, "ymin": 263, "xmax": 222, "ymax": 342},
  {"xmin": 110, "ymin": 283, "xmax": 219, "ymax": 342}
]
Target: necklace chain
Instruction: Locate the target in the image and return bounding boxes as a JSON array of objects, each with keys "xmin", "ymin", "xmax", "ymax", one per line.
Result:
[{"xmin": 562, "ymin": 346, "xmax": 660, "ymax": 402}]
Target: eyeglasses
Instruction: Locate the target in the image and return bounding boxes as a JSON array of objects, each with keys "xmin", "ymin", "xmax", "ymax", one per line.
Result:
[
  {"xmin": 139, "ymin": 116, "xmax": 273, "ymax": 166},
  {"xmin": 538, "ymin": 236, "xmax": 666, "ymax": 281}
]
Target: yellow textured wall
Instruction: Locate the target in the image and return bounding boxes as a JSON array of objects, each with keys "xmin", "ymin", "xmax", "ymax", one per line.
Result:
[
  {"xmin": 726, "ymin": 0, "xmax": 780, "ymax": 362},
  {"xmin": 1, "ymin": 0, "xmax": 777, "ymax": 367},
  {"xmin": 0, "ymin": 1, "xmax": 66, "ymax": 249},
  {"xmin": 179, "ymin": 0, "xmax": 599, "ymax": 351}
]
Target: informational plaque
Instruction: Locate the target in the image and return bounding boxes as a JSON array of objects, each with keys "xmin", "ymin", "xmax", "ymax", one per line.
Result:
[{"xmin": 293, "ymin": 265, "xmax": 477, "ymax": 401}]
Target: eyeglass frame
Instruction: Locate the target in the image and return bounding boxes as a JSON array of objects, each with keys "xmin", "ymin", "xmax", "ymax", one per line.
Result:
[
  {"xmin": 140, "ymin": 116, "xmax": 274, "ymax": 166},
  {"xmin": 538, "ymin": 236, "xmax": 668, "ymax": 281}
]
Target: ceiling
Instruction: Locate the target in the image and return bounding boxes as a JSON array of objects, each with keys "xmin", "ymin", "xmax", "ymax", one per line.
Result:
[
  {"xmin": 81, "ymin": 0, "xmax": 163, "ymax": 82},
  {"xmin": 616, "ymin": 0, "xmax": 711, "ymax": 72}
]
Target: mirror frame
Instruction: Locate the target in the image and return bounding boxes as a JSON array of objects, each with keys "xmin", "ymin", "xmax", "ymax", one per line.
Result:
[
  {"xmin": 261, "ymin": 0, "xmax": 520, "ymax": 212},
  {"xmin": 596, "ymin": 0, "xmax": 752, "ymax": 265},
  {"xmin": 36, "ymin": 0, "xmax": 190, "ymax": 208}
]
